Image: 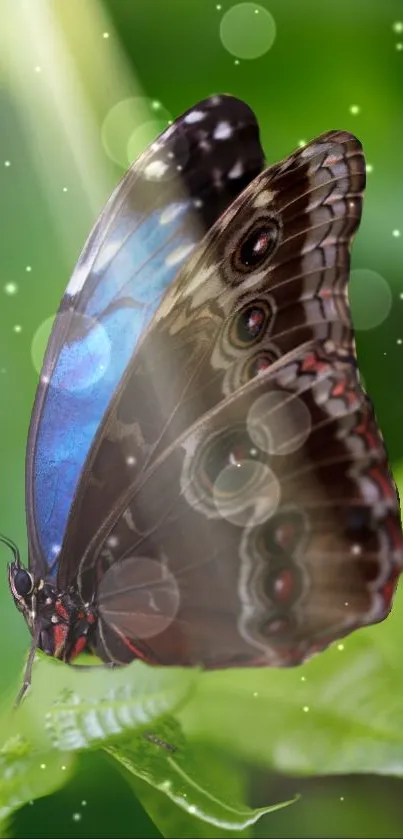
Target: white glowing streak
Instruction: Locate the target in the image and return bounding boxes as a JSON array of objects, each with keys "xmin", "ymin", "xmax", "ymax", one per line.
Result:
[{"xmin": 0, "ymin": 0, "xmax": 148, "ymax": 259}]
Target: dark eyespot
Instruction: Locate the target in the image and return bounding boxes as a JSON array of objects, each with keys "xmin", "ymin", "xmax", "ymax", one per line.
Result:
[
  {"xmin": 259, "ymin": 510, "xmax": 307, "ymax": 558},
  {"xmin": 13, "ymin": 568, "xmax": 34, "ymax": 598},
  {"xmin": 245, "ymin": 350, "xmax": 279, "ymax": 380},
  {"xmin": 230, "ymin": 301, "xmax": 272, "ymax": 349},
  {"xmin": 238, "ymin": 222, "xmax": 279, "ymax": 269},
  {"xmin": 202, "ymin": 428, "xmax": 260, "ymax": 494}
]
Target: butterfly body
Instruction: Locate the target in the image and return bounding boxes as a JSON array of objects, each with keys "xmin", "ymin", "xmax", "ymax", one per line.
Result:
[{"xmin": 6, "ymin": 95, "xmax": 403, "ymax": 690}]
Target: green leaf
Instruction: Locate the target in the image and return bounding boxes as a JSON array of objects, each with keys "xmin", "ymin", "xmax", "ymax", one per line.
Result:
[
  {"xmin": 16, "ymin": 653, "xmax": 198, "ymax": 752},
  {"xmin": 0, "ymin": 735, "xmax": 74, "ymax": 825},
  {"xmin": 106, "ymin": 717, "xmax": 296, "ymax": 834}
]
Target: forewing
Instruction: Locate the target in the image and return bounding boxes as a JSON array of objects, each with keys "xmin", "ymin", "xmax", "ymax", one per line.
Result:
[{"xmin": 26, "ymin": 95, "xmax": 265, "ymax": 577}]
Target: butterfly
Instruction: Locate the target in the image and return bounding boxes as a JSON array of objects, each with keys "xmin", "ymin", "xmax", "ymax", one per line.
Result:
[{"xmin": 5, "ymin": 94, "xmax": 403, "ymax": 702}]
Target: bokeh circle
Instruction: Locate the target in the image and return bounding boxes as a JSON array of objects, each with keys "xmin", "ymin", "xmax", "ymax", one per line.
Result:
[
  {"xmin": 219, "ymin": 3, "xmax": 276, "ymax": 60},
  {"xmin": 348, "ymin": 269, "xmax": 392, "ymax": 331},
  {"xmin": 102, "ymin": 97, "xmax": 172, "ymax": 168}
]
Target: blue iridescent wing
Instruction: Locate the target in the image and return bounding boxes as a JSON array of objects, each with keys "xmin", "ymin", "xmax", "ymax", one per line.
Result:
[{"xmin": 26, "ymin": 95, "xmax": 265, "ymax": 578}]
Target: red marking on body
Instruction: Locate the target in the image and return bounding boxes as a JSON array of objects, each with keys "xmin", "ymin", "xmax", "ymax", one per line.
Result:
[
  {"xmin": 53, "ymin": 623, "xmax": 68, "ymax": 658},
  {"xmin": 55, "ymin": 600, "xmax": 69, "ymax": 622},
  {"xmin": 70, "ymin": 636, "xmax": 88, "ymax": 660}
]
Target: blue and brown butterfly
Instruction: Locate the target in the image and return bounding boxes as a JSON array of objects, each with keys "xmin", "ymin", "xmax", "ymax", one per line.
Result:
[{"xmin": 3, "ymin": 95, "xmax": 402, "ymax": 699}]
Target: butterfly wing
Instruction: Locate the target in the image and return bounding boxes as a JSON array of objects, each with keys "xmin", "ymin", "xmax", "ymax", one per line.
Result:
[
  {"xmin": 57, "ymin": 128, "xmax": 367, "ymax": 586},
  {"xmin": 91, "ymin": 340, "xmax": 403, "ymax": 667},
  {"xmin": 55, "ymin": 123, "xmax": 403, "ymax": 666},
  {"xmin": 26, "ymin": 95, "xmax": 265, "ymax": 579}
]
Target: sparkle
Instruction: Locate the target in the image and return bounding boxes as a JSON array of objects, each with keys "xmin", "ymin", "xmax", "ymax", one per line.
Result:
[
  {"xmin": 72, "ymin": 812, "xmax": 82, "ymax": 822},
  {"xmin": 4, "ymin": 160, "xmax": 11, "ymax": 167},
  {"xmin": 392, "ymin": 229, "xmax": 401, "ymax": 237},
  {"xmin": 216, "ymin": 3, "xmax": 222, "ymax": 8},
  {"xmin": 102, "ymin": 31, "xmax": 110, "ymax": 38},
  {"xmin": 13, "ymin": 324, "xmax": 22, "ymax": 333},
  {"xmin": 396, "ymin": 43, "xmax": 403, "ymax": 50},
  {"xmin": 81, "ymin": 800, "xmax": 87, "ymax": 807},
  {"xmin": 253, "ymin": 691, "xmax": 259, "ymax": 697},
  {"xmin": 151, "ymin": 100, "xmax": 161, "ymax": 110},
  {"xmin": 4, "ymin": 282, "xmax": 17, "ymax": 295},
  {"xmin": 300, "ymin": 676, "xmax": 306, "ymax": 682},
  {"xmin": 344, "ymin": 601, "xmax": 349, "ymax": 606},
  {"xmin": 40, "ymin": 763, "xmax": 46, "ymax": 770},
  {"xmin": 26, "ymin": 265, "xmax": 32, "ymax": 272},
  {"xmin": 298, "ymin": 139, "xmax": 306, "ymax": 147},
  {"xmin": 35, "ymin": 65, "xmax": 41, "ymax": 72},
  {"xmin": 366, "ymin": 163, "xmax": 373, "ymax": 173},
  {"xmin": 303, "ymin": 705, "xmax": 310, "ymax": 713},
  {"xmin": 144, "ymin": 159, "xmax": 169, "ymax": 179},
  {"xmin": 61, "ymin": 764, "xmax": 66, "ymax": 771},
  {"xmin": 337, "ymin": 643, "xmax": 344, "ymax": 651},
  {"xmin": 340, "ymin": 796, "xmax": 345, "ymax": 802},
  {"xmin": 397, "ymin": 338, "xmax": 402, "ymax": 345},
  {"xmin": 107, "ymin": 535, "xmax": 119, "ymax": 548},
  {"xmin": 392, "ymin": 21, "xmax": 403, "ymax": 33},
  {"xmin": 62, "ymin": 186, "xmax": 68, "ymax": 193},
  {"xmin": 234, "ymin": 59, "xmax": 240, "ymax": 65},
  {"xmin": 349, "ymin": 104, "xmax": 360, "ymax": 115},
  {"xmin": 351, "ymin": 544, "xmax": 362, "ymax": 555},
  {"xmin": 126, "ymin": 455, "xmax": 136, "ymax": 466},
  {"xmin": 400, "ymin": 292, "xmax": 403, "ymax": 299},
  {"xmin": 188, "ymin": 806, "xmax": 196, "ymax": 815}
]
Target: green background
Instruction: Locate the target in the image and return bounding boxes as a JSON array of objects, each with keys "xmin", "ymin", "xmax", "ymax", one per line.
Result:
[{"xmin": 0, "ymin": 0, "xmax": 402, "ymax": 836}]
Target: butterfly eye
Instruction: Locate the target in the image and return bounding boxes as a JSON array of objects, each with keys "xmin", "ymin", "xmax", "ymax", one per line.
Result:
[
  {"xmin": 237, "ymin": 221, "xmax": 279, "ymax": 269},
  {"xmin": 230, "ymin": 301, "xmax": 272, "ymax": 349},
  {"xmin": 13, "ymin": 568, "xmax": 34, "ymax": 598}
]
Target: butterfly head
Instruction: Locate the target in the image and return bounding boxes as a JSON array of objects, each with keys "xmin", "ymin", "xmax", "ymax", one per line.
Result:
[
  {"xmin": 8, "ymin": 559, "xmax": 37, "ymax": 629},
  {"xmin": 3, "ymin": 534, "xmax": 97, "ymax": 704}
]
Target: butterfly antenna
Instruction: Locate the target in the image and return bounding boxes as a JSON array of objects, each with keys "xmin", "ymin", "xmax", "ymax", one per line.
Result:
[{"xmin": 0, "ymin": 534, "xmax": 21, "ymax": 565}]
